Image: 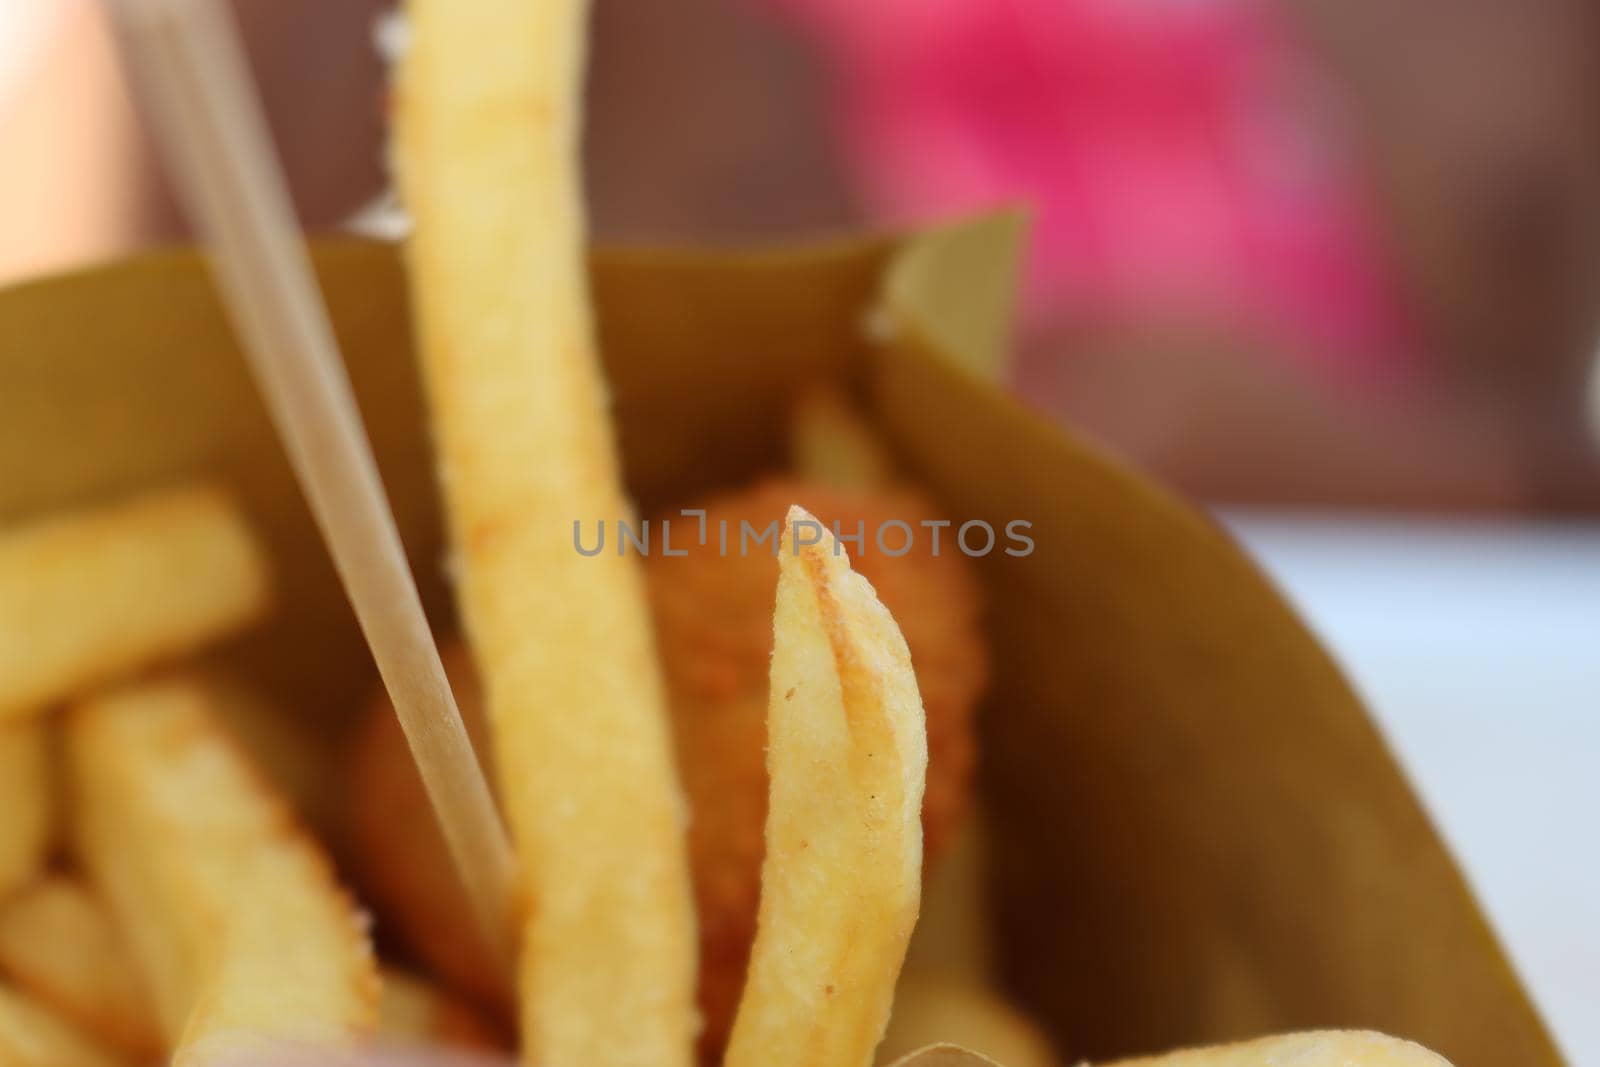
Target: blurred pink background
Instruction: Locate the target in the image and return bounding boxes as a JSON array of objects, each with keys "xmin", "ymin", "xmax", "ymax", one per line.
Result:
[{"xmin": 2, "ymin": 0, "xmax": 1598, "ymax": 511}]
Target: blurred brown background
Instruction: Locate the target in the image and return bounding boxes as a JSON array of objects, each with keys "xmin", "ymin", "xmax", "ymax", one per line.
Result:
[{"xmin": 2, "ymin": 0, "xmax": 1598, "ymax": 511}]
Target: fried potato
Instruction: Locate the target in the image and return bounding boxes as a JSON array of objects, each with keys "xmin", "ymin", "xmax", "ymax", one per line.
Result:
[
  {"xmin": 398, "ymin": 0, "xmax": 699, "ymax": 1062},
  {"xmin": 350, "ymin": 478, "xmax": 986, "ymax": 1056},
  {"xmin": 0, "ymin": 984, "xmax": 128, "ymax": 1067},
  {"xmin": 791, "ymin": 387, "xmax": 898, "ymax": 489},
  {"xmin": 0, "ymin": 719, "xmax": 51, "ymax": 901},
  {"xmin": 651, "ymin": 480, "xmax": 985, "ymax": 1056},
  {"xmin": 0, "ymin": 876, "xmax": 160, "ymax": 1062},
  {"xmin": 67, "ymin": 676, "xmax": 378, "ymax": 1066},
  {"xmin": 878, "ymin": 975, "xmax": 1057, "ymax": 1067},
  {"xmin": 1104, "ymin": 1031, "xmax": 1453, "ymax": 1066},
  {"xmin": 200, "ymin": 671, "xmax": 339, "ymax": 837},
  {"xmin": 0, "ymin": 485, "xmax": 269, "ymax": 721},
  {"xmin": 378, "ymin": 968, "xmax": 505, "ymax": 1052},
  {"xmin": 723, "ymin": 507, "xmax": 928, "ymax": 1067}
]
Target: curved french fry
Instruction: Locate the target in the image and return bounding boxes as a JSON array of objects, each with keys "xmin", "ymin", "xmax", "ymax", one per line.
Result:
[
  {"xmin": 0, "ymin": 719, "xmax": 50, "ymax": 900},
  {"xmin": 66, "ymin": 677, "xmax": 378, "ymax": 1066},
  {"xmin": 724, "ymin": 506, "xmax": 929, "ymax": 1067},
  {"xmin": 0, "ymin": 876, "xmax": 160, "ymax": 1062},
  {"xmin": 1106, "ymin": 1031, "xmax": 1453, "ymax": 1066},
  {"xmin": 790, "ymin": 387, "xmax": 898, "ymax": 490},
  {"xmin": 0, "ymin": 984, "xmax": 128, "ymax": 1067},
  {"xmin": 397, "ymin": 0, "xmax": 699, "ymax": 1063},
  {"xmin": 0, "ymin": 485, "xmax": 269, "ymax": 721}
]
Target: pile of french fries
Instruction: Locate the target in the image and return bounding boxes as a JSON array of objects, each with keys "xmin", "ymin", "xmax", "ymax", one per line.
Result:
[
  {"xmin": 0, "ymin": 479, "xmax": 941, "ymax": 1067},
  {"xmin": 0, "ymin": 1, "xmax": 1459, "ymax": 1066},
  {"xmin": 0, "ymin": 478, "xmax": 1450, "ymax": 1067},
  {"xmin": 0, "ymin": 485, "xmax": 381, "ymax": 1067}
]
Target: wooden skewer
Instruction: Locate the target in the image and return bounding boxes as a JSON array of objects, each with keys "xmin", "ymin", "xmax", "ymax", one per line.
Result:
[{"xmin": 106, "ymin": 0, "xmax": 518, "ymax": 963}]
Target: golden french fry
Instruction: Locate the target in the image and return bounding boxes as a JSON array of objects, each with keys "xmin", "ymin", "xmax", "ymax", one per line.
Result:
[
  {"xmin": 1105, "ymin": 1031, "xmax": 1453, "ymax": 1066},
  {"xmin": 67, "ymin": 676, "xmax": 378, "ymax": 1066},
  {"xmin": 0, "ymin": 876, "xmax": 160, "ymax": 1063},
  {"xmin": 647, "ymin": 480, "xmax": 987, "ymax": 1058},
  {"xmin": 878, "ymin": 975, "xmax": 1057, "ymax": 1067},
  {"xmin": 397, "ymin": 1, "xmax": 699, "ymax": 1064},
  {"xmin": 378, "ymin": 968, "xmax": 504, "ymax": 1052},
  {"xmin": 354, "ymin": 472, "xmax": 995, "ymax": 1059},
  {"xmin": 0, "ymin": 485, "xmax": 269, "ymax": 721},
  {"xmin": 790, "ymin": 387, "xmax": 897, "ymax": 489},
  {"xmin": 199, "ymin": 671, "xmax": 339, "ymax": 836},
  {"xmin": 0, "ymin": 984, "xmax": 128, "ymax": 1067},
  {"xmin": 0, "ymin": 719, "xmax": 51, "ymax": 900},
  {"xmin": 724, "ymin": 507, "xmax": 928, "ymax": 1067}
]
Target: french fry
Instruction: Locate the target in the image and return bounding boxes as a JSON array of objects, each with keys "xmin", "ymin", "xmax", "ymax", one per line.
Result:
[
  {"xmin": 724, "ymin": 507, "xmax": 929, "ymax": 1067},
  {"xmin": 877, "ymin": 975, "xmax": 1057, "ymax": 1067},
  {"xmin": 201, "ymin": 671, "xmax": 339, "ymax": 836},
  {"xmin": 790, "ymin": 387, "xmax": 898, "ymax": 489},
  {"xmin": 0, "ymin": 984, "xmax": 128, "ymax": 1067},
  {"xmin": 647, "ymin": 480, "xmax": 986, "ymax": 1057},
  {"xmin": 0, "ymin": 876, "xmax": 160, "ymax": 1063},
  {"xmin": 378, "ymin": 968, "xmax": 505, "ymax": 1052},
  {"xmin": 0, "ymin": 719, "xmax": 51, "ymax": 901},
  {"xmin": 67, "ymin": 676, "xmax": 378, "ymax": 1066},
  {"xmin": 1105, "ymin": 1031, "xmax": 1453, "ymax": 1066},
  {"xmin": 0, "ymin": 485, "xmax": 269, "ymax": 721},
  {"xmin": 397, "ymin": 1, "xmax": 699, "ymax": 1064},
  {"xmin": 352, "ymin": 469, "xmax": 993, "ymax": 1056}
]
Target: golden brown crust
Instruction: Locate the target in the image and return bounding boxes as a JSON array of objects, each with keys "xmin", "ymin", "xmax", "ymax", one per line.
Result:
[
  {"xmin": 67, "ymin": 676, "xmax": 378, "ymax": 1065},
  {"xmin": 398, "ymin": 0, "xmax": 701, "ymax": 1057}
]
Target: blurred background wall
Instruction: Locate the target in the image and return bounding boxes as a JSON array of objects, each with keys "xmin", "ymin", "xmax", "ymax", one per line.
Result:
[{"xmin": 3, "ymin": 0, "xmax": 1599, "ymax": 511}]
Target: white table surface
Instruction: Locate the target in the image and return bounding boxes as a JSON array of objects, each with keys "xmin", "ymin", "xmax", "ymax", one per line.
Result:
[{"xmin": 1226, "ymin": 511, "xmax": 1599, "ymax": 1064}]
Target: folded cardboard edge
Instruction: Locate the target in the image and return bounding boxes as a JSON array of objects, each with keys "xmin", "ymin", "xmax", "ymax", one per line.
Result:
[
  {"xmin": 870, "ymin": 214, "xmax": 1563, "ymax": 1067},
  {"xmin": 0, "ymin": 219, "xmax": 1564, "ymax": 1067}
]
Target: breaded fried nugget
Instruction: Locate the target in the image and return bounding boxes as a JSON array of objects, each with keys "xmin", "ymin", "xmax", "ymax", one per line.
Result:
[{"xmin": 352, "ymin": 480, "xmax": 987, "ymax": 1054}]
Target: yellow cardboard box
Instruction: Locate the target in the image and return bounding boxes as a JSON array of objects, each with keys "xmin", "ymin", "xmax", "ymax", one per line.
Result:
[{"xmin": 0, "ymin": 216, "xmax": 1560, "ymax": 1067}]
